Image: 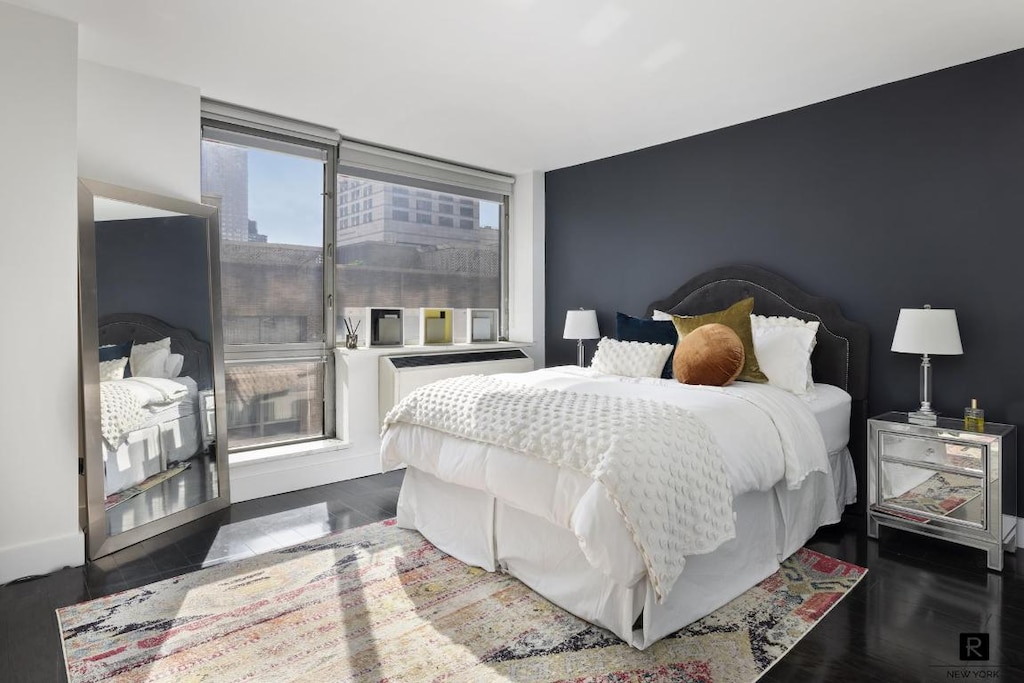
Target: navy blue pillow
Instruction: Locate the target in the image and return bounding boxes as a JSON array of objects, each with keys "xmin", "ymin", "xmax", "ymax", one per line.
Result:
[
  {"xmin": 615, "ymin": 312, "xmax": 678, "ymax": 379},
  {"xmin": 98, "ymin": 341, "xmax": 133, "ymax": 378}
]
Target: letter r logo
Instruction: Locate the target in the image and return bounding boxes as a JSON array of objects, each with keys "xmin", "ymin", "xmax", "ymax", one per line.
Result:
[{"xmin": 959, "ymin": 633, "xmax": 989, "ymax": 661}]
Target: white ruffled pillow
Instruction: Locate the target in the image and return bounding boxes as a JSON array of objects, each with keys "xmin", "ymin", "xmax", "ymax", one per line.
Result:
[
  {"xmin": 591, "ymin": 337, "xmax": 673, "ymax": 379},
  {"xmin": 750, "ymin": 315, "xmax": 818, "ymax": 395},
  {"xmin": 130, "ymin": 337, "xmax": 171, "ymax": 378},
  {"xmin": 98, "ymin": 357, "xmax": 128, "ymax": 382},
  {"xmin": 164, "ymin": 352, "xmax": 185, "ymax": 379}
]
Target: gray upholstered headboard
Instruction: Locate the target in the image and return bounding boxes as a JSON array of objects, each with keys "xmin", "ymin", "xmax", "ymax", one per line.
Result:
[
  {"xmin": 645, "ymin": 265, "xmax": 870, "ymax": 512},
  {"xmin": 98, "ymin": 313, "xmax": 212, "ymax": 391}
]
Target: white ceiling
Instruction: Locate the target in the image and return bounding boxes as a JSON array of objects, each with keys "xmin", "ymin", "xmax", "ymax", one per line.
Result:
[{"xmin": 14, "ymin": 0, "xmax": 1024, "ymax": 173}]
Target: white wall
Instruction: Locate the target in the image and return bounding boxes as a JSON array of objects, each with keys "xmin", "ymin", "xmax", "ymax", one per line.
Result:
[
  {"xmin": 0, "ymin": 2, "xmax": 82, "ymax": 583},
  {"xmin": 78, "ymin": 61, "xmax": 200, "ymax": 201},
  {"xmin": 510, "ymin": 171, "xmax": 546, "ymax": 367},
  {"xmin": 72, "ymin": 59, "xmax": 549, "ymax": 506}
]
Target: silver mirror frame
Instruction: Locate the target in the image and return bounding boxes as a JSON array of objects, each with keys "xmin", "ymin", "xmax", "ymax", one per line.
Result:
[{"xmin": 78, "ymin": 178, "xmax": 231, "ymax": 559}]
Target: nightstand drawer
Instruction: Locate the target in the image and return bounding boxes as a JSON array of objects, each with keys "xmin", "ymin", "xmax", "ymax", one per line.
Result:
[
  {"xmin": 877, "ymin": 459, "xmax": 985, "ymax": 529},
  {"xmin": 878, "ymin": 431, "xmax": 985, "ymax": 475}
]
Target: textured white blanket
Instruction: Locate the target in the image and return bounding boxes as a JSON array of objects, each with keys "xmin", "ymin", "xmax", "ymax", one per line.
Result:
[
  {"xmin": 99, "ymin": 377, "xmax": 189, "ymax": 448},
  {"xmin": 382, "ymin": 374, "xmax": 735, "ymax": 601},
  {"xmin": 99, "ymin": 382, "xmax": 146, "ymax": 448}
]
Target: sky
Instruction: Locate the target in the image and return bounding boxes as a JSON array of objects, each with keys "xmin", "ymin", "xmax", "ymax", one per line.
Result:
[{"xmin": 247, "ymin": 148, "xmax": 500, "ymax": 246}]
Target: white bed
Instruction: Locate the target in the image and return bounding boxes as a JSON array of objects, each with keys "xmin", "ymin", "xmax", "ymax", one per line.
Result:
[
  {"xmin": 380, "ymin": 266, "xmax": 870, "ymax": 649},
  {"xmin": 102, "ymin": 376, "xmax": 201, "ymax": 496},
  {"xmin": 382, "ymin": 368, "xmax": 854, "ymax": 648},
  {"xmin": 97, "ymin": 313, "xmax": 215, "ymax": 498}
]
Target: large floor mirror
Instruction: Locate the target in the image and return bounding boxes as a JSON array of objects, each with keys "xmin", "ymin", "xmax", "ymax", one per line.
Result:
[{"xmin": 78, "ymin": 179, "xmax": 230, "ymax": 559}]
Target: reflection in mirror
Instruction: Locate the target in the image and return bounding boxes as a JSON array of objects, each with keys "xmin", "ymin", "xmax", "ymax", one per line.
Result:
[{"xmin": 80, "ymin": 180, "xmax": 229, "ymax": 558}]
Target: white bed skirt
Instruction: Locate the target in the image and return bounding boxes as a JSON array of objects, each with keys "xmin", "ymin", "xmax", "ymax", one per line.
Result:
[
  {"xmin": 103, "ymin": 414, "xmax": 201, "ymax": 496},
  {"xmin": 397, "ymin": 465, "xmax": 839, "ymax": 649}
]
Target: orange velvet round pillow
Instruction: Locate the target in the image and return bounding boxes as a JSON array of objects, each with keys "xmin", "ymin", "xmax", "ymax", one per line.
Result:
[{"xmin": 673, "ymin": 323, "xmax": 746, "ymax": 386}]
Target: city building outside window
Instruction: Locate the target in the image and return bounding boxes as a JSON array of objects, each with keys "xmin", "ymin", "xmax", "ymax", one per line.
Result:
[
  {"xmin": 335, "ymin": 173, "xmax": 506, "ymax": 345},
  {"xmin": 201, "ymin": 127, "xmax": 333, "ymax": 452}
]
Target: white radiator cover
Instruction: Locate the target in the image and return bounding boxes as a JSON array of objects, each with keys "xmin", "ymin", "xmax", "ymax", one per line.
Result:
[{"xmin": 379, "ymin": 350, "xmax": 534, "ymax": 424}]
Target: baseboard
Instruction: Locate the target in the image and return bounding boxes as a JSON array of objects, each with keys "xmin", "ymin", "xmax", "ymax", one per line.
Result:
[
  {"xmin": 228, "ymin": 444, "xmax": 382, "ymax": 503},
  {"xmin": 0, "ymin": 529, "xmax": 85, "ymax": 585}
]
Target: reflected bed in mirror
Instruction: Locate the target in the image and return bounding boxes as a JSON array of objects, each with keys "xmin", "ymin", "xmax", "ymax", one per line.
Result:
[
  {"xmin": 97, "ymin": 314, "xmax": 218, "ymax": 535},
  {"xmin": 79, "ymin": 179, "xmax": 229, "ymax": 559}
]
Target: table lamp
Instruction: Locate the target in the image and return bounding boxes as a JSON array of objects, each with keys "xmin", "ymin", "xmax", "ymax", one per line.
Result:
[
  {"xmin": 563, "ymin": 309, "xmax": 599, "ymax": 367},
  {"xmin": 890, "ymin": 305, "xmax": 963, "ymax": 425}
]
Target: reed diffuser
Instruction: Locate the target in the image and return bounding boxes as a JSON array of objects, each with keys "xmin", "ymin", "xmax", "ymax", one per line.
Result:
[{"xmin": 343, "ymin": 317, "xmax": 360, "ymax": 349}]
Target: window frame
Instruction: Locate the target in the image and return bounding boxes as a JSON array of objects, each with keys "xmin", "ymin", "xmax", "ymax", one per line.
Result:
[{"xmin": 201, "ymin": 117, "xmax": 337, "ymax": 452}]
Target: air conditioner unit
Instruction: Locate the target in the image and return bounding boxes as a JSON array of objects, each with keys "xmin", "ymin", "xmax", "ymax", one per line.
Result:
[{"xmin": 379, "ymin": 349, "xmax": 534, "ymax": 423}]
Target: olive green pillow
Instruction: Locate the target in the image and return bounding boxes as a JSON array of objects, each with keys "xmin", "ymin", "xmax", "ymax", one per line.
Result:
[{"xmin": 671, "ymin": 297, "xmax": 768, "ymax": 383}]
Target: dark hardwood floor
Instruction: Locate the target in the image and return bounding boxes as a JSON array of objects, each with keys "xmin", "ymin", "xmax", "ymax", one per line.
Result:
[{"xmin": 2, "ymin": 473, "xmax": 1021, "ymax": 682}]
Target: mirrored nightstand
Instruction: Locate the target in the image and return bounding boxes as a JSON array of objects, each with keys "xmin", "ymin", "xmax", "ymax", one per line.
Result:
[{"xmin": 868, "ymin": 411, "xmax": 1017, "ymax": 570}]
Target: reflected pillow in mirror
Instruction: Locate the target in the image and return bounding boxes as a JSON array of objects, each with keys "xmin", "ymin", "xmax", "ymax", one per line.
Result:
[
  {"xmin": 164, "ymin": 352, "xmax": 185, "ymax": 379},
  {"xmin": 130, "ymin": 337, "xmax": 172, "ymax": 378},
  {"xmin": 99, "ymin": 341, "xmax": 132, "ymax": 362},
  {"xmin": 98, "ymin": 357, "xmax": 128, "ymax": 382}
]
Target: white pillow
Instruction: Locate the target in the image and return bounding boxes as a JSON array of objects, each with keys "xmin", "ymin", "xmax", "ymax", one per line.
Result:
[
  {"xmin": 750, "ymin": 315, "xmax": 819, "ymax": 394},
  {"xmin": 652, "ymin": 309, "xmax": 673, "ymax": 321},
  {"xmin": 130, "ymin": 337, "xmax": 172, "ymax": 378},
  {"xmin": 590, "ymin": 337, "xmax": 673, "ymax": 378},
  {"xmin": 164, "ymin": 352, "xmax": 185, "ymax": 379},
  {"xmin": 98, "ymin": 357, "xmax": 128, "ymax": 382}
]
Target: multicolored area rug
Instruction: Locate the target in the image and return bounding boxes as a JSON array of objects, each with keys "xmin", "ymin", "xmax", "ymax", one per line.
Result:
[
  {"xmin": 58, "ymin": 521, "xmax": 866, "ymax": 682},
  {"xmin": 887, "ymin": 470, "xmax": 982, "ymax": 523},
  {"xmin": 103, "ymin": 462, "xmax": 191, "ymax": 511}
]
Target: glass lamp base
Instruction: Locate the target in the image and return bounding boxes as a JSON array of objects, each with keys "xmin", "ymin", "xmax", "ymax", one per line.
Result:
[{"xmin": 908, "ymin": 410, "xmax": 938, "ymax": 426}]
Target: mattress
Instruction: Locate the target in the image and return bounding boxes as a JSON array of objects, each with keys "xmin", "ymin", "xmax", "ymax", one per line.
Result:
[{"xmin": 805, "ymin": 383, "xmax": 852, "ymax": 454}]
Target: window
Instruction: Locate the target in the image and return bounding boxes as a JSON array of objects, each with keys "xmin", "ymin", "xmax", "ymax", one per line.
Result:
[
  {"xmin": 201, "ymin": 123, "xmax": 334, "ymax": 451},
  {"xmin": 459, "ymin": 206, "xmax": 474, "ymax": 217},
  {"xmin": 336, "ymin": 156, "xmax": 510, "ymax": 345},
  {"xmin": 393, "ymin": 196, "xmax": 409, "ymax": 208}
]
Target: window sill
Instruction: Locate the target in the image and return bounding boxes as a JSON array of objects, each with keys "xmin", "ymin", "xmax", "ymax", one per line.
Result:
[
  {"xmin": 335, "ymin": 340, "xmax": 532, "ymax": 357},
  {"xmin": 228, "ymin": 438, "xmax": 349, "ymax": 468}
]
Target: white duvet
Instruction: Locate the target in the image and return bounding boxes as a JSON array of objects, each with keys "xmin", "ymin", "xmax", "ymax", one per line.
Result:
[
  {"xmin": 381, "ymin": 366, "xmax": 835, "ymax": 591},
  {"xmin": 99, "ymin": 376, "xmax": 189, "ymax": 447}
]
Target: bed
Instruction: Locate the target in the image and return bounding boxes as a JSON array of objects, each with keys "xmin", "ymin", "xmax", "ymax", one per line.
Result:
[
  {"xmin": 97, "ymin": 313, "xmax": 212, "ymax": 497},
  {"xmin": 381, "ymin": 265, "xmax": 869, "ymax": 649}
]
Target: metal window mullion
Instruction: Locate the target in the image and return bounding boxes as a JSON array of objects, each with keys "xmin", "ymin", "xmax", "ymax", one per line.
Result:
[
  {"xmin": 322, "ymin": 144, "xmax": 337, "ymax": 438},
  {"xmin": 500, "ymin": 196, "xmax": 510, "ymax": 341}
]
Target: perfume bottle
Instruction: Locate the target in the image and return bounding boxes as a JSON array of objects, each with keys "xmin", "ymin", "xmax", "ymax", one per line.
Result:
[{"xmin": 964, "ymin": 398, "xmax": 985, "ymax": 432}]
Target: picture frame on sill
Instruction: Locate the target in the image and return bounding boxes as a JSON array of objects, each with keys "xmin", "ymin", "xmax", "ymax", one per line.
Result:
[
  {"xmin": 367, "ymin": 307, "xmax": 404, "ymax": 347},
  {"xmin": 466, "ymin": 308, "xmax": 498, "ymax": 343},
  {"xmin": 419, "ymin": 307, "xmax": 454, "ymax": 345}
]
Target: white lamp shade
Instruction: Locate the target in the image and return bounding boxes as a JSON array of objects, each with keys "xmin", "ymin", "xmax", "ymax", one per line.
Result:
[
  {"xmin": 891, "ymin": 307, "xmax": 963, "ymax": 355},
  {"xmin": 563, "ymin": 309, "xmax": 599, "ymax": 340}
]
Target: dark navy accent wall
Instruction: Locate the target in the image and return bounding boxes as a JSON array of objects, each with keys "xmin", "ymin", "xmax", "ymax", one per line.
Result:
[
  {"xmin": 546, "ymin": 49, "xmax": 1024, "ymax": 508},
  {"xmin": 95, "ymin": 216, "xmax": 212, "ymax": 343}
]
